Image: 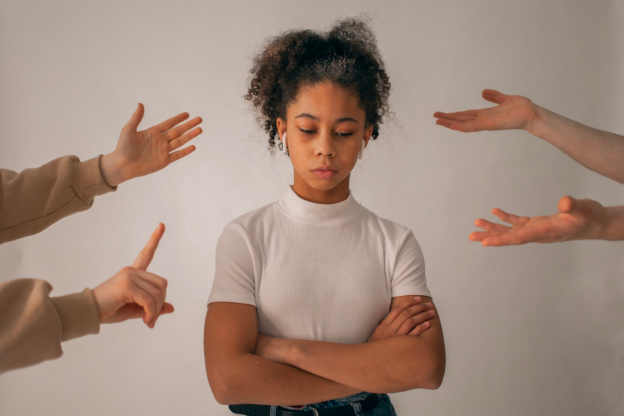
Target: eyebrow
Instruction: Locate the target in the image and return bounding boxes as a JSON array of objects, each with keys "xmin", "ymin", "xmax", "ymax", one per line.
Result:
[{"xmin": 295, "ymin": 113, "xmax": 359, "ymax": 124}]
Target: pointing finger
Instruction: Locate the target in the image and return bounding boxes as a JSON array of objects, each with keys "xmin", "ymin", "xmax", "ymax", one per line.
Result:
[{"xmin": 133, "ymin": 223, "xmax": 165, "ymax": 270}]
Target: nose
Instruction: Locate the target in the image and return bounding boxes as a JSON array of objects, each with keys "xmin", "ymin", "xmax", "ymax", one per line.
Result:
[{"xmin": 315, "ymin": 129, "xmax": 336, "ymax": 157}]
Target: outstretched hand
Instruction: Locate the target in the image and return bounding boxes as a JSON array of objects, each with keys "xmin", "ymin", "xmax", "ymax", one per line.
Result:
[
  {"xmin": 100, "ymin": 104, "xmax": 203, "ymax": 186},
  {"xmin": 92, "ymin": 223, "xmax": 174, "ymax": 328},
  {"xmin": 433, "ymin": 89, "xmax": 538, "ymax": 134},
  {"xmin": 470, "ymin": 196, "xmax": 608, "ymax": 247}
]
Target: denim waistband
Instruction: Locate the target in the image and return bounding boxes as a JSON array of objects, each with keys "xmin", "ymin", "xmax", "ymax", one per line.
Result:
[{"xmin": 271, "ymin": 391, "xmax": 373, "ymax": 415}]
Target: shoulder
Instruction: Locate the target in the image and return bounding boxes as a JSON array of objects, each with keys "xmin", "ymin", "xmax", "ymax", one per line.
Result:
[
  {"xmin": 360, "ymin": 206, "xmax": 415, "ymax": 242},
  {"xmin": 220, "ymin": 200, "xmax": 279, "ymax": 240}
]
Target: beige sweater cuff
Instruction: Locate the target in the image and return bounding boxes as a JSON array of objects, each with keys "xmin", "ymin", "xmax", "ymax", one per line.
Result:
[
  {"xmin": 50, "ymin": 288, "xmax": 101, "ymax": 341},
  {"xmin": 72, "ymin": 155, "xmax": 117, "ymax": 204}
]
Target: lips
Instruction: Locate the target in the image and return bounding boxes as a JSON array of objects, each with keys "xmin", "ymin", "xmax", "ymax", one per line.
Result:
[{"xmin": 312, "ymin": 167, "xmax": 337, "ymax": 179}]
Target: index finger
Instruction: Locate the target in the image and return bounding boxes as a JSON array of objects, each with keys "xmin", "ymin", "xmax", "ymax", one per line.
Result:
[
  {"xmin": 133, "ymin": 223, "xmax": 165, "ymax": 270},
  {"xmin": 155, "ymin": 112, "xmax": 190, "ymax": 133}
]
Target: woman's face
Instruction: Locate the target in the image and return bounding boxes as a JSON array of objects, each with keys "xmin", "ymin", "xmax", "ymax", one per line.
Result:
[{"xmin": 276, "ymin": 81, "xmax": 373, "ymax": 194}]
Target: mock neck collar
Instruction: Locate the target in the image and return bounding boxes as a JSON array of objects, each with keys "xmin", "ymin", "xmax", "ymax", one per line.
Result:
[{"xmin": 277, "ymin": 186, "xmax": 362, "ymax": 225}]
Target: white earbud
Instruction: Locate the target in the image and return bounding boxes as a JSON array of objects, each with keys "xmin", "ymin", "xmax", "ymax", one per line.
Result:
[
  {"xmin": 282, "ymin": 132, "xmax": 287, "ymax": 154},
  {"xmin": 358, "ymin": 139, "xmax": 365, "ymax": 160}
]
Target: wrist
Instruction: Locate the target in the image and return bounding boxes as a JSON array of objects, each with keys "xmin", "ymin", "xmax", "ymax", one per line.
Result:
[
  {"xmin": 526, "ymin": 104, "xmax": 548, "ymax": 138},
  {"xmin": 598, "ymin": 206, "xmax": 624, "ymax": 241},
  {"xmin": 275, "ymin": 338, "xmax": 304, "ymax": 367},
  {"xmin": 100, "ymin": 152, "xmax": 128, "ymax": 187}
]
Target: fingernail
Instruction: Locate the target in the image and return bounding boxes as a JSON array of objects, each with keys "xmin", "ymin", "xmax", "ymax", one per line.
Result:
[
  {"xmin": 429, "ymin": 310, "xmax": 435, "ymax": 316},
  {"xmin": 414, "ymin": 296, "xmax": 421, "ymax": 301},
  {"xmin": 427, "ymin": 302, "xmax": 433, "ymax": 307},
  {"xmin": 424, "ymin": 322, "xmax": 430, "ymax": 327}
]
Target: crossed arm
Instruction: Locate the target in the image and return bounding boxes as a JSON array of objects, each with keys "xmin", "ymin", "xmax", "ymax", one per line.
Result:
[{"xmin": 203, "ymin": 295, "xmax": 445, "ymax": 406}]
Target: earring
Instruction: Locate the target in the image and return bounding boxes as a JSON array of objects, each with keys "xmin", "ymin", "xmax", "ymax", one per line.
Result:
[
  {"xmin": 358, "ymin": 139, "xmax": 365, "ymax": 160},
  {"xmin": 282, "ymin": 133, "xmax": 288, "ymax": 154}
]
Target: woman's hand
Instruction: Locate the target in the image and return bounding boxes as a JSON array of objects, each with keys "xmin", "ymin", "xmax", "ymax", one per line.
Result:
[
  {"xmin": 367, "ymin": 296, "xmax": 434, "ymax": 342},
  {"xmin": 433, "ymin": 89, "xmax": 539, "ymax": 134},
  {"xmin": 92, "ymin": 223, "xmax": 173, "ymax": 327},
  {"xmin": 470, "ymin": 196, "xmax": 610, "ymax": 246},
  {"xmin": 100, "ymin": 103, "xmax": 203, "ymax": 187}
]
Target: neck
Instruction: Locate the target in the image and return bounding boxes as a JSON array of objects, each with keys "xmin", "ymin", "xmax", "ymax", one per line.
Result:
[{"xmin": 292, "ymin": 171, "xmax": 350, "ymax": 204}]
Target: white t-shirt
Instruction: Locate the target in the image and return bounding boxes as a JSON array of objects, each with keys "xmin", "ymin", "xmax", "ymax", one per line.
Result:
[{"xmin": 207, "ymin": 186, "xmax": 431, "ymax": 344}]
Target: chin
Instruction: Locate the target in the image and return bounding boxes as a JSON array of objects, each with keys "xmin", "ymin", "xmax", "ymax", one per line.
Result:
[{"xmin": 306, "ymin": 176, "xmax": 343, "ymax": 191}]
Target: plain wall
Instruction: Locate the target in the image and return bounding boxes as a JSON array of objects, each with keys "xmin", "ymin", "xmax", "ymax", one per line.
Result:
[{"xmin": 1, "ymin": 0, "xmax": 623, "ymax": 415}]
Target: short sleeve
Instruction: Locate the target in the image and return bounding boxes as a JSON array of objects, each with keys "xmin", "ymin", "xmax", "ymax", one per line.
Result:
[
  {"xmin": 207, "ymin": 224, "xmax": 256, "ymax": 307},
  {"xmin": 391, "ymin": 230, "xmax": 432, "ymax": 298}
]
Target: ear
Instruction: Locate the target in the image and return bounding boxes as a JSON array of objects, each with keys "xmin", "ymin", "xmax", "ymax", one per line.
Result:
[
  {"xmin": 363, "ymin": 125, "xmax": 374, "ymax": 149},
  {"xmin": 276, "ymin": 117, "xmax": 287, "ymax": 139}
]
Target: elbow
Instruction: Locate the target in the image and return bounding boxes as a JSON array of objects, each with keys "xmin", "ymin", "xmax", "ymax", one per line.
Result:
[
  {"xmin": 206, "ymin": 366, "xmax": 238, "ymax": 405},
  {"xmin": 422, "ymin": 368, "xmax": 444, "ymax": 390},
  {"xmin": 208, "ymin": 368, "xmax": 252, "ymax": 405},
  {"xmin": 403, "ymin": 351, "xmax": 445, "ymax": 391},
  {"xmin": 208, "ymin": 373, "xmax": 232, "ymax": 405},
  {"xmin": 420, "ymin": 355, "xmax": 446, "ymax": 390}
]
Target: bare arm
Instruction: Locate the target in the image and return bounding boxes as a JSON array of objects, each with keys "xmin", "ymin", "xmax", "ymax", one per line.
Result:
[
  {"xmin": 470, "ymin": 196, "xmax": 624, "ymax": 246},
  {"xmin": 203, "ymin": 302, "xmax": 362, "ymax": 406},
  {"xmin": 529, "ymin": 105, "xmax": 624, "ymax": 184},
  {"xmin": 434, "ymin": 89, "xmax": 624, "ymax": 184},
  {"xmin": 254, "ymin": 295, "xmax": 445, "ymax": 393}
]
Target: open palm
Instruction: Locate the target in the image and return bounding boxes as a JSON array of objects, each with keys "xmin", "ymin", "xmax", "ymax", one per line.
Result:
[
  {"xmin": 434, "ymin": 89, "xmax": 538, "ymax": 133},
  {"xmin": 470, "ymin": 196, "xmax": 606, "ymax": 246},
  {"xmin": 105, "ymin": 103, "xmax": 203, "ymax": 185}
]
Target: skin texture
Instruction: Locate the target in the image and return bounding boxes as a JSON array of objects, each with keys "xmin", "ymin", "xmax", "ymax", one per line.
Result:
[
  {"xmin": 276, "ymin": 82, "xmax": 373, "ymax": 204},
  {"xmin": 434, "ymin": 89, "xmax": 624, "ymax": 246},
  {"xmin": 100, "ymin": 103, "xmax": 203, "ymax": 187},
  {"xmin": 204, "ymin": 82, "xmax": 445, "ymax": 405},
  {"xmin": 94, "ymin": 105, "xmax": 202, "ymax": 326},
  {"xmin": 92, "ymin": 223, "xmax": 174, "ymax": 328}
]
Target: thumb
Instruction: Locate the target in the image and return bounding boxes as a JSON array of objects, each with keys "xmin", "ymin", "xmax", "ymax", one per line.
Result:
[
  {"xmin": 159, "ymin": 302, "xmax": 175, "ymax": 315},
  {"xmin": 558, "ymin": 195, "xmax": 578, "ymax": 213},
  {"xmin": 482, "ymin": 89, "xmax": 507, "ymax": 105},
  {"xmin": 123, "ymin": 103, "xmax": 145, "ymax": 133}
]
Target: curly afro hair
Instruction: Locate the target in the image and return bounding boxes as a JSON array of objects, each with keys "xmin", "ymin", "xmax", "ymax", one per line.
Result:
[{"xmin": 245, "ymin": 17, "xmax": 391, "ymax": 152}]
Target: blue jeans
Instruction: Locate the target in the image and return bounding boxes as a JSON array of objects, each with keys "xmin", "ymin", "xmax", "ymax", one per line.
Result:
[{"xmin": 268, "ymin": 392, "xmax": 397, "ymax": 416}]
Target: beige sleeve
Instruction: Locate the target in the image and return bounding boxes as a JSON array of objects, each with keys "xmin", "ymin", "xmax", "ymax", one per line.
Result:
[
  {"xmin": 0, "ymin": 278, "xmax": 100, "ymax": 375},
  {"xmin": 0, "ymin": 154, "xmax": 117, "ymax": 245}
]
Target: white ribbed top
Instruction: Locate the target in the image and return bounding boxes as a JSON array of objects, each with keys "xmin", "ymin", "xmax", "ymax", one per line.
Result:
[{"xmin": 208, "ymin": 186, "xmax": 431, "ymax": 344}]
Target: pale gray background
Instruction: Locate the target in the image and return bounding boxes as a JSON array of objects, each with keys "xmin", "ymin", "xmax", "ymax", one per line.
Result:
[{"xmin": 1, "ymin": 0, "xmax": 623, "ymax": 415}]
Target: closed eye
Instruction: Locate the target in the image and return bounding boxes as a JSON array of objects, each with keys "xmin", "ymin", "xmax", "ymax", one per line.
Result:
[
  {"xmin": 336, "ymin": 132, "xmax": 353, "ymax": 137},
  {"xmin": 299, "ymin": 128, "xmax": 315, "ymax": 134}
]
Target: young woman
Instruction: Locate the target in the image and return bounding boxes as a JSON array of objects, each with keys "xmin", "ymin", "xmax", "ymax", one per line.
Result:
[{"xmin": 204, "ymin": 18, "xmax": 445, "ymax": 416}]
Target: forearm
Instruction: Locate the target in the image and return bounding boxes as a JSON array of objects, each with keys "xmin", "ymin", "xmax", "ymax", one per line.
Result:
[
  {"xmin": 211, "ymin": 352, "xmax": 361, "ymax": 406},
  {"xmin": 276, "ymin": 336, "xmax": 445, "ymax": 393},
  {"xmin": 0, "ymin": 155, "xmax": 116, "ymax": 244},
  {"xmin": 529, "ymin": 105, "xmax": 624, "ymax": 184}
]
